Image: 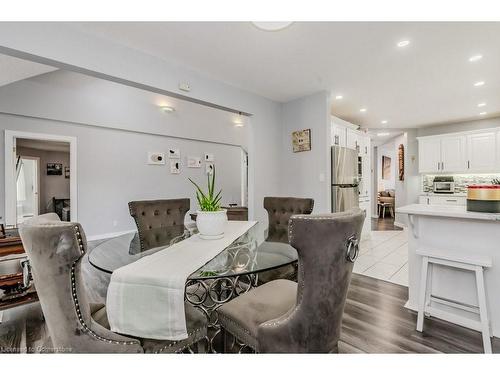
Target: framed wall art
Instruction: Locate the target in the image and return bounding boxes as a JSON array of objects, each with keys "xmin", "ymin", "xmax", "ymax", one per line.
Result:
[
  {"xmin": 292, "ymin": 129, "xmax": 311, "ymax": 152},
  {"xmin": 47, "ymin": 163, "xmax": 63, "ymax": 176}
]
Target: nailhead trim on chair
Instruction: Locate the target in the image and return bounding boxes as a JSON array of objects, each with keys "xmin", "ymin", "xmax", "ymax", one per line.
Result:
[
  {"xmin": 154, "ymin": 327, "xmax": 206, "ymax": 353},
  {"xmin": 70, "ymin": 225, "xmax": 138, "ymax": 346}
]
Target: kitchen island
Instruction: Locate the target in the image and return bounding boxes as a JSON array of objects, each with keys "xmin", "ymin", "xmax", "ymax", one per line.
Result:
[{"xmin": 397, "ymin": 204, "xmax": 500, "ymax": 338}]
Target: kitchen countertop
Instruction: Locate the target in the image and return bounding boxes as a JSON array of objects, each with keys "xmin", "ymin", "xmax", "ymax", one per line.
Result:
[{"xmin": 397, "ymin": 204, "xmax": 500, "ymax": 221}]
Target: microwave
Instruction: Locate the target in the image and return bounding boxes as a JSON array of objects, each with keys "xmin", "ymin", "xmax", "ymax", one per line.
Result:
[{"xmin": 433, "ymin": 176, "xmax": 455, "ymax": 194}]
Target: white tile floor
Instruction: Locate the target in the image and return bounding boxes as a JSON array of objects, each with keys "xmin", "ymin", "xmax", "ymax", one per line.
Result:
[{"xmin": 354, "ymin": 229, "xmax": 409, "ymax": 286}]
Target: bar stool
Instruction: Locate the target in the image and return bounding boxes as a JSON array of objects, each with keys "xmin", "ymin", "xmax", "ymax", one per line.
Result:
[{"xmin": 416, "ymin": 248, "xmax": 493, "ymax": 353}]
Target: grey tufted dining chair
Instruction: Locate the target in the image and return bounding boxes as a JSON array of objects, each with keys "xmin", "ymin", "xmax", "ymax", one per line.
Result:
[
  {"xmin": 128, "ymin": 199, "xmax": 190, "ymax": 252},
  {"xmin": 19, "ymin": 213, "xmax": 207, "ymax": 353},
  {"xmin": 257, "ymin": 197, "xmax": 314, "ymax": 284},
  {"xmin": 217, "ymin": 209, "xmax": 365, "ymax": 353}
]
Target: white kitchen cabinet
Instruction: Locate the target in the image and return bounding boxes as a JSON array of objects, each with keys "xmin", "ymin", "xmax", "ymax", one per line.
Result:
[
  {"xmin": 418, "ymin": 137, "xmax": 442, "ymax": 173},
  {"xmin": 440, "ymin": 135, "xmax": 466, "ymax": 172},
  {"xmin": 418, "ymin": 129, "xmax": 500, "ymax": 174},
  {"xmin": 346, "ymin": 128, "xmax": 360, "ymax": 151},
  {"xmin": 331, "ymin": 122, "xmax": 346, "ymax": 147},
  {"xmin": 466, "ymin": 132, "xmax": 496, "ymax": 172}
]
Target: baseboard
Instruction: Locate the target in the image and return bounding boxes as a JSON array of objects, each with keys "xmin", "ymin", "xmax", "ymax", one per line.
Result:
[
  {"xmin": 87, "ymin": 230, "xmax": 135, "ymax": 241},
  {"xmin": 394, "ymin": 221, "xmax": 407, "ymax": 229}
]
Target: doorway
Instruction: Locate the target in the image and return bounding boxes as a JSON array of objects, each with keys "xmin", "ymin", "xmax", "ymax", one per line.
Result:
[
  {"xmin": 16, "ymin": 156, "xmax": 40, "ymax": 223},
  {"xmin": 4, "ymin": 131, "xmax": 77, "ymax": 226}
]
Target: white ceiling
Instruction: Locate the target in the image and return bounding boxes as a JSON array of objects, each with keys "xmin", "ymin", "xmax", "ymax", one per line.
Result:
[
  {"xmin": 72, "ymin": 22, "xmax": 500, "ymax": 130},
  {"xmin": 0, "ymin": 54, "xmax": 56, "ymax": 87}
]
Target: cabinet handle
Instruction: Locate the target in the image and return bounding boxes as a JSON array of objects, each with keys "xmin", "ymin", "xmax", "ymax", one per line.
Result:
[
  {"xmin": 446, "ymin": 199, "xmax": 457, "ymax": 202},
  {"xmin": 437, "ymin": 162, "xmax": 440, "ymax": 171},
  {"xmin": 442, "ymin": 162, "xmax": 444, "ymax": 170},
  {"xmin": 467, "ymin": 160, "xmax": 470, "ymax": 169}
]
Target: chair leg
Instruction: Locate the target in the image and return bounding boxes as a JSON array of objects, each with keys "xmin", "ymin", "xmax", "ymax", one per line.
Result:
[
  {"xmin": 382, "ymin": 206, "xmax": 386, "ymax": 218},
  {"xmin": 416, "ymin": 256, "xmax": 429, "ymax": 332},
  {"xmin": 475, "ymin": 266, "xmax": 492, "ymax": 353}
]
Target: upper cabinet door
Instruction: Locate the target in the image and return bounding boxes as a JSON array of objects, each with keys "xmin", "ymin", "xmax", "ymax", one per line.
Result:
[
  {"xmin": 346, "ymin": 129, "xmax": 359, "ymax": 151},
  {"xmin": 331, "ymin": 122, "xmax": 347, "ymax": 147},
  {"xmin": 441, "ymin": 135, "xmax": 466, "ymax": 172},
  {"xmin": 418, "ymin": 137, "xmax": 441, "ymax": 173},
  {"xmin": 467, "ymin": 132, "xmax": 496, "ymax": 172}
]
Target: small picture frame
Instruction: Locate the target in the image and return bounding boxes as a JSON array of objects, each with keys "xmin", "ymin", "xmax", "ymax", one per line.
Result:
[
  {"xmin": 187, "ymin": 156, "xmax": 202, "ymax": 168},
  {"xmin": 169, "ymin": 149, "xmax": 180, "ymax": 159},
  {"xmin": 64, "ymin": 166, "xmax": 70, "ymax": 179},
  {"xmin": 292, "ymin": 129, "xmax": 311, "ymax": 152},
  {"xmin": 47, "ymin": 163, "xmax": 63, "ymax": 176},
  {"xmin": 206, "ymin": 162, "xmax": 214, "ymax": 175},
  {"xmin": 147, "ymin": 152, "xmax": 166, "ymax": 165},
  {"xmin": 170, "ymin": 160, "xmax": 181, "ymax": 174}
]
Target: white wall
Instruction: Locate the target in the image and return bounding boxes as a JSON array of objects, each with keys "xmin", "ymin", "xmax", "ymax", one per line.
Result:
[
  {"xmin": 376, "ymin": 140, "xmax": 396, "ymax": 191},
  {"xmin": 1, "ymin": 114, "xmax": 243, "ymax": 237},
  {"xmin": 0, "ymin": 23, "xmax": 284, "ymax": 241},
  {"xmin": 280, "ymin": 91, "xmax": 331, "ymax": 213},
  {"xmin": 417, "ymin": 117, "xmax": 500, "ymax": 137},
  {"xmin": 17, "ymin": 146, "xmax": 70, "ymax": 213}
]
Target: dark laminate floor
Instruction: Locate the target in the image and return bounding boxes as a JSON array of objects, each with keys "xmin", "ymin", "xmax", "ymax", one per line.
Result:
[
  {"xmin": 1, "ymin": 264, "xmax": 498, "ymax": 353},
  {"xmin": 371, "ymin": 217, "xmax": 404, "ymax": 231}
]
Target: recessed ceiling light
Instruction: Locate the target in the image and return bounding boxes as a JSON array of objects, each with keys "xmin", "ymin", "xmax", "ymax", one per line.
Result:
[
  {"xmin": 381, "ymin": 120, "xmax": 388, "ymax": 124},
  {"xmin": 397, "ymin": 40, "xmax": 410, "ymax": 47},
  {"xmin": 474, "ymin": 81, "xmax": 485, "ymax": 87},
  {"xmin": 234, "ymin": 122, "xmax": 245, "ymax": 127},
  {"xmin": 335, "ymin": 95, "xmax": 343, "ymax": 100},
  {"xmin": 377, "ymin": 132, "xmax": 390, "ymax": 137},
  {"xmin": 479, "ymin": 112, "xmax": 487, "ymax": 116},
  {"xmin": 478, "ymin": 103, "xmax": 486, "ymax": 107},
  {"xmin": 359, "ymin": 108, "xmax": 367, "ymax": 113},
  {"xmin": 251, "ymin": 22, "xmax": 293, "ymax": 32},
  {"xmin": 160, "ymin": 106, "xmax": 175, "ymax": 113},
  {"xmin": 469, "ymin": 55, "xmax": 483, "ymax": 62}
]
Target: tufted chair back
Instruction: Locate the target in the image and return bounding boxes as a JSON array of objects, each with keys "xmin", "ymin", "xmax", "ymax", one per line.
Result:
[
  {"xmin": 263, "ymin": 197, "xmax": 314, "ymax": 243},
  {"xmin": 128, "ymin": 199, "xmax": 190, "ymax": 251},
  {"xmin": 257, "ymin": 209, "xmax": 365, "ymax": 353},
  {"xmin": 19, "ymin": 214, "xmax": 143, "ymax": 353}
]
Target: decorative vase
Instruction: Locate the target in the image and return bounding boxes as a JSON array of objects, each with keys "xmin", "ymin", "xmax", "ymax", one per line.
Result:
[{"xmin": 196, "ymin": 209, "xmax": 228, "ymax": 240}]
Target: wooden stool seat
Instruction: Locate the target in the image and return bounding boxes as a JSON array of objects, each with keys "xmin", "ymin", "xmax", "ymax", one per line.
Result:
[{"xmin": 416, "ymin": 247, "xmax": 493, "ymax": 353}]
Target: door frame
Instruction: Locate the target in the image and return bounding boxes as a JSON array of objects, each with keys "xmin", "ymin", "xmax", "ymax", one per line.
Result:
[
  {"xmin": 4, "ymin": 130, "xmax": 77, "ymax": 225},
  {"xmin": 17, "ymin": 155, "xmax": 41, "ymax": 219}
]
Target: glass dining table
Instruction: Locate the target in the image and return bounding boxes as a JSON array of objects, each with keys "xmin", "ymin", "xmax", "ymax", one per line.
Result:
[{"xmin": 87, "ymin": 223, "xmax": 298, "ymax": 352}]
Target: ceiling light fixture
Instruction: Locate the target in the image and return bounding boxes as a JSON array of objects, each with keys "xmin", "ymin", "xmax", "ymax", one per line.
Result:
[
  {"xmin": 251, "ymin": 22, "xmax": 293, "ymax": 32},
  {"xmin": 478, "ymin": 103, "xmax": 486, "ymax": 107},
  {"xmin": 160, "ymin": 106, "xmax": 175, "ymax": 113},
  {"xmin": 397, "ymin": 40, "xmax": 410, "ymax": 47},
  {"xmin": 474, "ymin": 81, "xmax": 485, "ymax": 87},
  {"xmin": 479, "ymin": 112, "xmax": 487, "ymax": 116},
  {"xmin": 381, "ymin": 120, "xmax": 388, "ymax": 124},
  {"xmin": 335, "ymin": 95, "xmax": 343, "ymax": 100},
  {"xmin": 377, "ymin": 132, "xmax": 390, "ymax": 137},
  {"xmin": 360, "ymin": 108, "xmax": 367, "ymax": 113},
  {"xmin": 469, "ymin": 55, "xmax": 483, "ymax": 62}
]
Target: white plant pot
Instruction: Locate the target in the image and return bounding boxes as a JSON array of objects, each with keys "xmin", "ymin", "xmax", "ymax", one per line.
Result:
[{"xmin": 196, "ymin": 209, "xmax": 228, "ymax": 240}]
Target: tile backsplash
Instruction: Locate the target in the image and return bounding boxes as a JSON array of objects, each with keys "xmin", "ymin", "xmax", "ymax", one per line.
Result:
[{"xmin": 422, "ymin": 174, "xmax": 500, "ymax": 194}]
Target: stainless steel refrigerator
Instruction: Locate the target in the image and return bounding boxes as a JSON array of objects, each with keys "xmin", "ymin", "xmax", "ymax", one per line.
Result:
[{"xmin": 331, "ymin": 146, "xmax": 360, "ymax": 213}]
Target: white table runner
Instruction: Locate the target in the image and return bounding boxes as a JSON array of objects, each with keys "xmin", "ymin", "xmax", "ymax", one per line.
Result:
[{"xmin": 106, "ymin": 221, "xmax": 257, "ymax": 340}]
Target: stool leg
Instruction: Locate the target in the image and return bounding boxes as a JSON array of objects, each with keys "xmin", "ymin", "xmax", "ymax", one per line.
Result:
[
  {"xmin": 417, "ymin": 256, "xmax": 429, "ymax": 332},
  {"xmin": 424, "ymin": 263, "xmax": 433, "ymax": 317},
  {"xmin": 475, "ymin": 266, "xmax": 492, "ymax": 353},
  {"xmin": 383, "ymin": 206, "xmax": 386, "ymax": 218}
]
